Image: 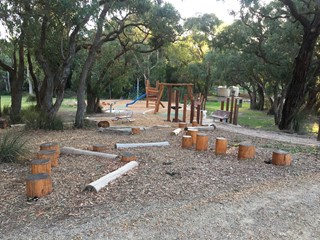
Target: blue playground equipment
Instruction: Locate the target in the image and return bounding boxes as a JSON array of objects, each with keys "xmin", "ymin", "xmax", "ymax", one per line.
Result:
[{"xmin": 126, "ymin": 93, "xmax": 146, "ymax": 107}]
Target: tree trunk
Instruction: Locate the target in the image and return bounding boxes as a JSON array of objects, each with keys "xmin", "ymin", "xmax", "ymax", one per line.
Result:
[{"xmin": 256, "ymin": 83, "xmax": 265, "ymax": 111}]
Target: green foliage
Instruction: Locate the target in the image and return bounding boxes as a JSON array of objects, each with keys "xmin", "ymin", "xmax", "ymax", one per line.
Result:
[
  {"xmin": 0, "ymin": 130, "xmax": 28, "ymax": 163},
  {"xmin": 22, "ymin": 106, "xmax": 64, "ymax": 130}
]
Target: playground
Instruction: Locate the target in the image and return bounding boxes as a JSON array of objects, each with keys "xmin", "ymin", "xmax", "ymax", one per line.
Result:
[{"xmin": 0, "ymin": 98, "xmax": 320, "ymax": 239}]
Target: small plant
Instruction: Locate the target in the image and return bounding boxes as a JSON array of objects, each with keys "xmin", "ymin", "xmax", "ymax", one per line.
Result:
[{"xmin": 0, "ymin": 130, "xmax": 28, "ymax": 163}]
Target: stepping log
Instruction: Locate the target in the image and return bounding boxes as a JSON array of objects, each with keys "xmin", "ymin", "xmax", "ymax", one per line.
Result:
[
  {"xmin": 187, "ymin": 129, "xmax": 199, "ymax": 145},
  {"xmin": 31, "ymin": 159, "xmax": 51, "ymax": 175},
  {"xmin": 26, "ymin": 173, "xmax": 52, "ymax": 197},
  {"xmin": 93, "ymin": 144, "xmax": 107, "ymax": 152},
  {"xmin": 272, "ymin": 150, "xmax": 292, "ymax": 166},
  {"xmin": 97, "ymin": 120, "xmax": 110, "ymax": 128},
  {"xmin": 182, "ymin": 135, "xmax": 193, "ymax": 149},
  {"xmin": 178, "ymin": 122, "xmax": 187, "ymax": 129},
  {"xmin": 215, "ymin": 137, "xmax": 227, "ymax": 155},
  {"xmin": 196, "ymin": 133, "xmax": 209, "ymax": 151},
  {"xmin": 238, "ymin": 143, "xmax": 255, "ymax": 160},
  {"xmin": 192, "ymin": 120, "xmax": 198, "ymax": 127},
  {"xmin": 131, "ymin": 127, "xmax": 141, "ymax": 135},
  {"xmin": 40, "ymin": 142, "xmax": 60, "ymax": 163},
  {"xmin": 37, "ymin": 150, "xmax": 57, "ymax": 167},
  {"xmin": 121, "ymin": 152, "xmax": 137, "ymax": 162}
]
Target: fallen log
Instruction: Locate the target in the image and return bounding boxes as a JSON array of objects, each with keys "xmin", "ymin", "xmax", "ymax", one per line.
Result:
[
  {"xmin": 61, "ymin": 147, "xmax": 118, "ymax": 159},
  {"xmin": 98, "ymin": 126, "xmax": 146, "ymax": 135},
  {"xmin": 185, "ymin": 125, "xmax": 216, "ymax": 131},
  {"xmin": 115, "ymin": 141, "xmax": 170, "ymax": 149},
  {"xmin": 84, "ymin": 161, "xmax": 139, "ymax": 192},
  {"xmin": 171, "ymin": 128, "xmax": 182, "ymax": 135}
]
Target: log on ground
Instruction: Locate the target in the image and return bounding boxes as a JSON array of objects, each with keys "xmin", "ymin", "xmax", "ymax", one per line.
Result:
[
  {"xmin": 61, "ymin": 147, "xmax": 118, "ymax": 159},
  {"xmin": 115, "ymin": 141, "xmax": 170, "ymax": 149}
]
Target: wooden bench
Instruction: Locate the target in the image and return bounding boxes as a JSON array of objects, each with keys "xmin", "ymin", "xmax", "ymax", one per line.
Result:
[
  {"xmin": 211, "ymin": 110, "xmax": 230, "ymax": 122},
  {"xmin": 112, "ymin": 110, "xmax": 135, "ymax": 122}
]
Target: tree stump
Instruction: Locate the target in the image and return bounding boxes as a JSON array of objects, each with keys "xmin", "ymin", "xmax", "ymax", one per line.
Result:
[
  {"xmin": 40, "ymin": 142, "xmax": 60, "ymax": 160},
  {"xmin": 37, "ymin": 150, "xmax": 57, "ymax": 167},
  {"xmin": 31, "ymin": 159, "xmax": 51, "ymax": 175},
  {"xmin": 131, "ymin": 127, "xmax": 141, "ymax": 135},
  {"xmin": 93, "ymin": 144, "xmax": 107, "ymax": 152},
  {"xmin": 182, "ymin": 135, "xmax": 193, "ymax": 149},
  {"xmin": 121, "ymin": 152, "xmax": 137, "ymax": 162},
  {"xmin": 192, "ymin": 120, "xmax": 198, "ymax": 127},
  {"xmin": 238, "ymin": 143, "xmax": 256, "ymax": 160},
  {"xmin": 195, "ymin": 133, "xmax": 208, "ymax": 151},
  {"xmin": 187, "ymin": 129, "xmax": 199, "ymax": 145},
  {"xmin": 26, "ymin": 173, "xmax": 52, "ymax": 197},
  {"xmin": 272, "ymin": 150, "xmax": 292, "ymax": 166},
  {"xmin": 178, "ymin": 122, "xmax": 187, "ymax": 129},
  {"xmin": 97, "ymin": 120, "xmax": 110, "ymax": 128},
  {"xmin": 215, "ymin": 137, "xmax": 227, "ymax": 155},
  {"xmin": 0, "ymin": 118, "xmax": 8, "ymax": 129}
]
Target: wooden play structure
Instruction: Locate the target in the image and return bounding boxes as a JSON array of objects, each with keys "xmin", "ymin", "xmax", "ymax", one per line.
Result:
[
  {"xmin": 214, "ymin": 94, "xmax": 242, "ymax": 125},
  {"xmin": 145, "ymin": 79, "xmax": 164, "ymax": 108}
]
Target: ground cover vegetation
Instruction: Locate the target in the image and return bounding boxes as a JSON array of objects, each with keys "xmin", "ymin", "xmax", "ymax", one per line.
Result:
[{"xmin": 0, "ymin": 0, "xmax": 319, "ymax": 135}]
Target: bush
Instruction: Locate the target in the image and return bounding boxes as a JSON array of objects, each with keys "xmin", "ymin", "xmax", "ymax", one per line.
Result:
[{"xmin": 0, "ymin": 130, "xmax": 28, "ymax": 163}]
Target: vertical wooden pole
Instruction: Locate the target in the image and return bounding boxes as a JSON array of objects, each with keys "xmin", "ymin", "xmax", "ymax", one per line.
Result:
[
  {"xmin": 233, "ymin": 99, "xmax": 238, "ymax": 125},
  {"xmin": 196, "ymin": 104, "xmax": 201, "ymax": 123},
  {"xmin": 226, "ymin": 98, "xmax": 230, "ymax": 111},
  {"xmin": 229, "ymin": 95, "xmax": 234, "ymax": 124},
  {"xmin": 190, "ymin": 99, "xmax": 195, "ymax": 124},
  {"xmin": 167, "ymin": 86, "xmax": 172, "ymax": 122},
  {"xmin": 220, "ymin": 101, "xmax": 225, "ymax": 110},
  {"xmin": 183, "ymin": 94, "xmax": 187, "ymax": 122},
  {"xmin": 173, "ymin": 90, "xmax": 180, "ymax": 122}
]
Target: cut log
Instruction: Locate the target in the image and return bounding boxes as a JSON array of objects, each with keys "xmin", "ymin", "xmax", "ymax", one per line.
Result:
[
  {"xmin": 192, "ymin": 120, "xmax": 198, "ymax": 127},
  {"xmin": 97, "ymin": 120, "xmax": 110, "ymax": 128},
  {"xmin": 99, "ymin": 126, "xmax": 145, "ymax": 135},
  {"xmin": 131, "ymin": 127, "xmax": 141, "ymax": 135},
  {"xmin": 195, "ymin": 133, "xmax": 209, "ymax": 151},
  {"xmin": 40, "ymin": 142, "xmax": 60, "ymax": 160},
  {"xmin": 93, "ymin": 144, "xmax": 107, "ymax": 152},
  {"xmin": 185, "ymin": 125, "xmax": 216, "ymax": 131},
  {"xmin": 31, "ymin": 159, "xmax": 51, "ymax": 175},
  {"xmin": 272, "ymin": 150, "xmax": 292, "ymax": 166},
  {"xmin": 121, "ymin": 152, "xmax": 137, "ymax": 162},
  {"xmin": 37, "ymin": 150, "xmax": 57, "ymax": 167},
  {"xmin": 187, "ymin": 129, "xmax": 199, "ymax": 145},
  {"xmin": 215, "ymin": 137, "xmax": 227, "ymax": 155},
  {"xmin": 26, "ymin": 173, "xmax": 52, "ymax": 197},
  {"xmin": 238, "ymin": 143, "xmax": 256, "ymax": 160},
  {"xmin": 178, "ymin": 122, "xmax": 187, "ymax": 129},
  {"xmin": 171, "ymin": 128, "xmax": 182, "ymax": 135},
  {"xmin": 84, "ymin": 161, "xmax": 139, "ymax": 192},
  {"xmin": 61, "ymin": 147, "xmax": 118, "ymax": 159},
  {"xmin": 115, "ymin": 141, "xmax": 170, "ymax": 149},
  {"xmin": 182, "ymin": 135, "xmax": 193, "ymax": 149}
]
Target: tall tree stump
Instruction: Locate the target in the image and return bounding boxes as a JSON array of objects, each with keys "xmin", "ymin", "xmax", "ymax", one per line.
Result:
[
  {"xmin": 121, "ymin": 152, "xmax": 137, "ymax": 162},
  {"xmin": 40, "ymin": 142, "xmax": 60, "ymax": 161},
  {"xmin": 192, "ymin": 120, "xmax": 198, "ymax": 127},
  {"xmin": 31, "ymin": 159, "xmax": 51, "ymax": 175},
  {"xmin": 37, "ymin": 150, "xmax": 57, "ymax": 167},
  {"xmin": 178, "ymin": 122, "xmax": 187, "ymax": 129},
  {"xmin": 272, "ymin": 150, "xmax": 292, "ymax": 166},
  {"xmin": 26, "ymin": 173, "xmax": 52, "ymax": 197},
  {"xmin": 93, "ymin": 144, "xmax": 107, "ymax": 152},
  {"xmin": 215, "ymin": 137, "xmax": 227, "ymax": 155},
  {"xmin": 131, "ymin": 127, "xmax": 141, "ymax": 135},
  {"xmin": 238, "ymin": 143, "xmax": 256, "ymax": 160},
  {"xmin": 187, "ymin": 129, "xmax": 199, "ymax": 145},
  {"xmin": 182, "ymin": 135, "xmax": 193, "ymax": 149},
  {"xmin": 196, "ymin": 133, "xmax": 208, "ymax": 151}
]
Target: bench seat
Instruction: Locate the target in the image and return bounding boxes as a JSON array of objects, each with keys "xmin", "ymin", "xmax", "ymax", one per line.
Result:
[{"xmin": 211, "ymin": 110, "xmax": 230, "ymax": 122}]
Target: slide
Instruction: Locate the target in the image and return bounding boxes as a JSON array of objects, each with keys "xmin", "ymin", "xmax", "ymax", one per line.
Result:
[{"xmin": 126, "ymin": 93, "xmax": 146, "ymax": 107}]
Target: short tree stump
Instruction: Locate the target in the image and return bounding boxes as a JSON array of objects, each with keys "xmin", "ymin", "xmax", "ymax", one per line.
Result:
[
  {"xmin": 40, "ymin": 142, "xmax": 60, "ymax": 160},
  {"xmin": 37, "ymin": 150, "xmax": 57, "ymax": 167},
  {"xmin": 196, "ymin": 133, "xmax": 209, "ymax": 151},
  {"xmin": 97, "ymin": 121, "xmax": 110, "ymax": 128},
  {"xmin": 215, "ymin": 137, "xmax": 227, "ymax": 155},
  {"xmin": 31, "ymin": 159, "xmax": 51, "ymax": 175},
  {"xmin": 182, "ymin": 135, "xmax": 193, "ymax": 149},
  {"xmin": 121, "ymin": 152, "xmax": 137, "ymax": 162},
  {"xmin": 238, "ymin": 142, "xmax": 256, "ymax": 160},
  {"xmin": 187, "ymin": 129, "xmax": 199, "ymax": 145},
  {"xmin": 272, "ymin": 150, "xmax": 292, "ymax": 166},
  {"xmin": 131, "ymin": 127, "xmax": 141, "ymax": 135},
  {"xmin": 93, "ymin": 144, "xmax": 107, "ymax": 152},
  {"xmin": 178, "ymin": 122, "xmax": 187, "ymax": 129},
  {"xmin": 26, "ymin": 173, "xmax": 52, "ymax": 198},
  {"xmin": 192, "ymin": 120, "xmax": 198, "ymax": 127}
]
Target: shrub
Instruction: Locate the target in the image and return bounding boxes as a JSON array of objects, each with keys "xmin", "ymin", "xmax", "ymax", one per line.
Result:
[{"xmin": 0, "ymin": 130, "xmax": 28, "ymax": 163}]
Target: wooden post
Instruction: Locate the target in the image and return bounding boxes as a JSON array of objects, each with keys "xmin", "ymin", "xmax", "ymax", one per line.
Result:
[
  {"xmin": 220, "ymin": 101, "xmax": 225, "ymax": 110},
  {"xmin": 226, "ymin": 98, "xmax": 230, "ymax": 111},
  {"xmin": 173, "ymin": 90, "xmax": 180, "ymax": 122},
  {"xmin": 40, "ymin": 142, "xmax": 60, "ymax": 160},
  {"xmin": 37, "ymin": 150, "xmax": 57, "ymax": 167},
  {"xmin": 178, "ymin": 122, "xmax": 187, "ymax": 129},
  {"xmin": 195, "ymin": 133, "xmax": 208, "ymax": 151},
  {"xmin": 183, "ymin": 94, "xmax": 187, "ymax": 122},
  {"xmin": 272, "ymin": 150, "xmax": 292, "ymax": 166},
  {"xmin": 190, "ymin": 99, "xmax": 195, "ymax": 124},
  {"xmin": 26, "ymin": 173, "xmax": 52, "ymax": 197},
  {"xmin": 167, "ymin": 86, "xmax": 172, "ymax": 122},
  {"xmin": 31, "ymin": 159, "xmax": 51, "ymax": 175},
  {"xmin": 182, "ymin": 135, "xmax": 193, "ymax": 149},
  {"xmin": 215, "ymin": 137, "xmax": 227, "ymax": 155},
  {"xmin": 233, "ymin": 100, "xmax": 239, "ymax": 125},
  {"xmin": 196, "ymin": 104, "xmax": 201, "ymax": 124},
  {"xmin": 229, "ymin": 95, "xmax": 234, "ymax": 124},
  {"xmin": 238, "ymin": 143, "xmax": 256, "ymax": 160},
  {"xmin": 121, "ymin": 152, "xmax": 137, "ymax": 162},
  {"xmin": 187, "ymin": 129, "xmax": 199, "ymax": 145},
  {"xmin": 93, "ymin": 144, "xmax": 107, "ymax": 152},
  {"xmin": 131, "ymin": 127, "xmax": 141, "ymax": 135}
]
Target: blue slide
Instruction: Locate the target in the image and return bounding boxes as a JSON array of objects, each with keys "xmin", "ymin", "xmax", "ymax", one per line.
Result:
[{"xmin": 126, "ymin": 93, "xmax": 146, "ymax": 107}]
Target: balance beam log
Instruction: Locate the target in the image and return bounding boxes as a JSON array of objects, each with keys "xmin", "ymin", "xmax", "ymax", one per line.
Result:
[
  {"xmin": 187, "ymin": 129, "xmax": 199, "ymax": 145},
  {"xmin": 196, "ymin": 133, "xmax": 209, "ymax": 151},
  {"xmin": 272, "ymin": 150, "xmax": 292, "ymax": 166},
  {"xmin": 238, "ymin": 143, "xmax": 256, "ymax": 160},
  {"xmin": 26, "ymin": 173, "xmax": 52, "ymax": 197},
  {"xmin": 215, "ymin": 137, "xmax": 227, "ymax": 155},
  {"xmin": 31, "ymin": 159, "xmax": 51, "ymax": 175},
  {"xmin": 115, "ymin": 141, "xmax": 170, "ymax": 149},
  {"xmin": 182, "ymin": 135, "xmax": 193, "ymax": 149},
  {"xmin": 37, "ymin": 150, "xmax": 57, "ymax": 167},
  {"xmin": 93, "ymin": 144, "xmax": 107, "ymax": 152},
  {"xmin": 61, "ymin": 147, "xmax": 118, "ymax": 159}
]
